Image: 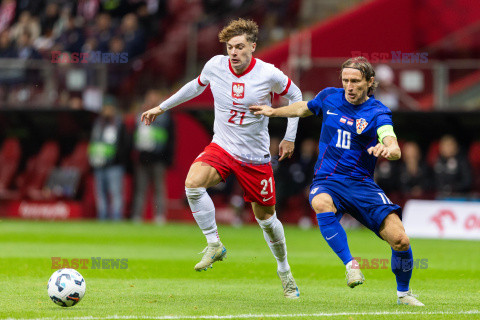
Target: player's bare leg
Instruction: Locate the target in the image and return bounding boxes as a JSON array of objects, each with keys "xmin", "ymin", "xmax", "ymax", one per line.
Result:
[
  {"xmin": 185, "ymin": 162, "xmax": 226, "ymax": 271},
  {"xmin": 252, "ymin": 202, "xmax": 299, "ymax": 299},
  {"xmin": 379, "ymin": 213, "xmax": 424, "ymax": 306},
  {"xmin": 311, "ymin": 193, "xmax": 364, "ymax": 288}
]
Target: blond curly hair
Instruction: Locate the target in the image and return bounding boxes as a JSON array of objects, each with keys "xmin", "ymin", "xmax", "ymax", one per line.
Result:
[{"xmin": 218, "ymin": 18, "xmax": 258, "ymax": 43}]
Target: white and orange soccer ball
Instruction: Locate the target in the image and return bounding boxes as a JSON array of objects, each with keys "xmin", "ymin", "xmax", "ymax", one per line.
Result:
[{"xmin": 47, "ymin": 268, "xmax": 86, "ymax": 307}]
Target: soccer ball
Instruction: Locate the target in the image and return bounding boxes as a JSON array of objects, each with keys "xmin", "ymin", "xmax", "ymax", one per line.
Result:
[{"xmin": 47, "ymin": 268, "xmax": 86, "ymax": 307}]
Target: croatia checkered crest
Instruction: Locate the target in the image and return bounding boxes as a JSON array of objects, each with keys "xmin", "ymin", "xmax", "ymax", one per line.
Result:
[
  {"xmin": 47, "ymin": 268, "xmax": 86, "ymax": 307},
  {"xmin": 356, "ymin": 118, "xmax": 368, "ymax": 134}
]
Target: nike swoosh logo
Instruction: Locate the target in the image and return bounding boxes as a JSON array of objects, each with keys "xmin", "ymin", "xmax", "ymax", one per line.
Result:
[
  {"xmin": 327, "ymin": 110, "xmax": 338, "ymax": 115},
  {"xmin": 263, "ymin": 196, "xmax": 273, "ymax": 202},
  {"xmin": 326, "ymin": 233, "xmax": 338, "ymax": 240},
  {"xmin": 402, "ymin": 268, "xmax": 413, "ymax": 272},
  {"xmin": 233, "ymin": 102, "xmax": 243, "ymax": 105}
]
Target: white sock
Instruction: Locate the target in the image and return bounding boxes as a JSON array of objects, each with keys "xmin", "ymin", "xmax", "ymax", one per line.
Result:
[
  {"xmin": 256, "ymin": 213, "xmax": 290, "ymax": 272},
  {"xmin": 185, "ymin": 187, "xmax": 219, "ymax": 244},
  {"xmin": 397, "ymin": 290, "xmax": 409, "ymax": 298}
]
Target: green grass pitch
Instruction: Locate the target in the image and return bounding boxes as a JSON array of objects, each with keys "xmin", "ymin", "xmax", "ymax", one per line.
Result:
[{"xmin": 0, "ymin": 219, "xmax": 479, "ymax": 319}]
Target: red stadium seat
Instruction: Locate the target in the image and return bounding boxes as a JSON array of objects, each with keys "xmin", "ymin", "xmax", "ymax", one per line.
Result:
[
  {"xmin": 0, "ymin": 138, "xmax": 21, "ymax": 197},
  {"xmin": 61, "ymin": 140, "xmax": 89, "ymax": 176},
  {"xmin": 468, "ymin": 141, "xmax": 480, "ymax": 192},
  {"xmin": 16, "ymin": 141, "xmax": 60, "ymax": 200},
  {"xmin": 426, "ymin": 140, "xmax": 440, "ymax": 167}
]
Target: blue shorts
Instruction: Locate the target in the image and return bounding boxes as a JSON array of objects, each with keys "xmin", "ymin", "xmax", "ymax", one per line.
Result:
[{"xmin": 309, "ymin": 178, "xmax": 402, "ymax": 237}]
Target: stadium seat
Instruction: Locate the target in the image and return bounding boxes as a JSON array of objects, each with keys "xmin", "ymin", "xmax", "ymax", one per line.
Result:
[
  {"xmin": 0, "ymin": 138, "xmax": 21, "ymax": 198},
  {"xmin": 468, "ymin": 141, "xmax": 480, "ymax": 192},
  {"xmin": 16, "ymin": 140, "xmax": 60, "ymax": 200},
  {"xmin": 61, "ymin": 140, "xmax": 89, "ymax": 177},
  {"xmin": 426, "ymin": 140, "xmax": 440, "ymax": 167},
  {"xmin": 41, "ymin": 140, "xmax": 90, "ymax": 200}
]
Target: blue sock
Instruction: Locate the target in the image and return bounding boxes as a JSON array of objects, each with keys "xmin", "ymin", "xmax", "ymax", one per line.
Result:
[
  {"xmin": 316, "ymin": 212, "xmax": 353, "ymax": 265},
  {"xmin": 391, "ymin": 247, "xmax": 413, "ymax": 292}
]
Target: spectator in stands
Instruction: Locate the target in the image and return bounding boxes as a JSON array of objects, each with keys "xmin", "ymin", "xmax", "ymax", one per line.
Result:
[
  {"xmin": 433, "ymin": 135, "xmax": 472, "ymax": 197},
  {"xmin": 135, "ymin": 2, "xmax": 159, "ymax": 40},
  {"xmin": 398, "ymin": 141, "xmax": 431, "ymax": 199},
  {"xmin": 131, "ymin": 89, "xmax": 174, "ymax": 224},
  {"xmin": 40, "ymin": 2, "xmax": 60, "ymax": 34},
  {"xmin": 119, "ymin": 13, "xmax": 145, "ymax": 58},
  {"xmin": 56, "ymin": 15, "xmax": 85, "ymax": 53},
  {"xmin": 52, "ymin": 5, "xmax": 73, "ymax": 40},
  {"xmin": 68, "ymin": 95, "xmax": 83, "ymax": 110},
  {"xmin": 15, "ymin": 31, "xmax": 41, "ymax": 59},
  {"xmin": 9, "ymin": 11, "xmax": 40, "ymax": 43},
  {"xmin": 17, "ymin": 0, "xmax": 45, "ymax": 16},
  {"xmin": 77, "ymin": 0, "xmax": 100, "ymax": 23},
  {"xmin": 33, "ymin": 27, "xmax": 55, "ymax": 57},
  {"xmin": 374, "ymin": 158, "xmax": 399, "ymax": 196},
  {"xmin": 88, "ymin": 96, "xmax": 128, "ymax": 220},
  {"xmin": 375, "ymin": 64, "xmax": 399, "ymax": 110},
  {"xmin": 0, "ymin": 30, "xmax": 15, "ymax": 57},
  {"xmin": 92, "ymin": 13, "xmax": 114, "ymax": 53}
]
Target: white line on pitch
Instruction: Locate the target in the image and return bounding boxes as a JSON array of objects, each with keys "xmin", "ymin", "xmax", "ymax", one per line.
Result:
[{"xmin": 4, "ymin": 310, "xmax": 480, "ymax": 320}]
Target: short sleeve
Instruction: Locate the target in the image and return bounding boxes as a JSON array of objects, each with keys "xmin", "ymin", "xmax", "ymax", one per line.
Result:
[
  {"xmin": 375, "ymin": 111, "xmax": 394, "ymax": 129},
  {"xmin": 306, "ymin": 88, "xmax": 329, "ymax": 116}
]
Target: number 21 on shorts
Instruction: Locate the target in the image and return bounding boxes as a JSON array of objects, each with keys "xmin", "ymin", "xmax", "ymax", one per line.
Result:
[{"xmin": 260, "ymin": 177, "xmax": 273, "ymax": 195}]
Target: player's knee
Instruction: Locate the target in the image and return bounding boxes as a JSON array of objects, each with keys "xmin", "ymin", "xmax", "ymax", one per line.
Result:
[
  {"xmin": 311, "ymin": 194, "xmax": 335, "ymax": 213},
  {"xmin": 391, "ymin": 234, "xmax": 410, "ymax": 251},
  {"xmin": 185, "ymin": 186, "xmax": 206, "ymax": 200},
  {"xmin": 185, "ymin": 176, "xmax": 204, "ymax": 189}
]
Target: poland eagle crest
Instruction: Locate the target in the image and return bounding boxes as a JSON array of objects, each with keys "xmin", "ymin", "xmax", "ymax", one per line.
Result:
[{"xmin": 232, "ymin": 82, "xmax": 245, "ymax": 99}]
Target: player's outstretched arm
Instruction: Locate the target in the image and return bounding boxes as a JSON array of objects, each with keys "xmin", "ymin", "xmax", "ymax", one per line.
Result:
[
  {"xmin": 367, "ymin": 136, "xmax": 401, "ymax": 160},
  {"xmin": 141, "ymin": 106, "xmax": 165, "ymax": 125},
  {"xmin": 249, "ymin": 101, "xmax": 313, "ymax": 118},
  {"xmin": 142, "ymin": 77, "xmax": 208, "ymax": 125}
]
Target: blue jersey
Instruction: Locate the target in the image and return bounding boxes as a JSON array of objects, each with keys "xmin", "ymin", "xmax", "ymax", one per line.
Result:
[{"xmin": 307, "ymin": 87, "xmax": 393, "ymax": 182}]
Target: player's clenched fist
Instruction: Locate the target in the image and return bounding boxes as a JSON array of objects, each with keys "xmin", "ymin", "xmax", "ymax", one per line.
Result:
[
  {"xmin": 141, "ymin": 106, "xmax": 165, "ymax": 125},
  {"xmin": 367, "ymin": 143, "xmax": 392, "ymax": 159},
  {"xmin": 249, "ymin": 105, "xmax": 275, "ymax": 117}
]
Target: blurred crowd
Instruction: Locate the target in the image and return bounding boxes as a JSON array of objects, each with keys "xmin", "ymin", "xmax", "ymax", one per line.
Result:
[
  {"xmin": 0, "ymin": 0, "xmax": 162, "ymax": 60},
  {"xmin": 0, "ymin": 0, "xmax": 365, "ymax": 109}
]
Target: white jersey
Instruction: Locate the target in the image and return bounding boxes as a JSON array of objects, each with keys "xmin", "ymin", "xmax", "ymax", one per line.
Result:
[
  {"xmin": 198, "ymin": 55, "xmax": 302, "ymax": 163},
  {"xmin": 159, "ymin": 55, "xmax": 302, "ymax": 164}
]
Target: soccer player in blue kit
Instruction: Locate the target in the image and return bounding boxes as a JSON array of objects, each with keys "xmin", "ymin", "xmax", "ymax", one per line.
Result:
[{"xmin": 250, "ymin": 56, "xmax": 424, "ymax": 306}]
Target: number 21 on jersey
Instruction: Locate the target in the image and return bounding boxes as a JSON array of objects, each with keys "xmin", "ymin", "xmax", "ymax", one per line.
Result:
[
  {"xmin": 228, "ymin": 109, "xmax": 245, "ymax": 125},
  {"xmin": 336, "ymin": 129, "xmax": 351, "ymax": 149}
]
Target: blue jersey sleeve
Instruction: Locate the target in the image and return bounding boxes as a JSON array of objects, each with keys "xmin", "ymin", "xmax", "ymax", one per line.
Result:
[
  {"xmin": 375, "ymin": 110, "xmax": 394, "ymax": 128},
  {"xmin": 307, "ymin": 87, "xmax": 337, "ymax": 117},
  {"xmin": 307, "ymin": 94, "xmax": 323, "ymax": 116}
]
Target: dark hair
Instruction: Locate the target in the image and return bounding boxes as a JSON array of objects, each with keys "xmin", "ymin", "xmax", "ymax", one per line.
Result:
[
  {"xmin": 341, "ymin": 56, "xmax": 378, "ymax": 95},
  {"xmin": 218, "ymin": 18, "xmax": 258, "ymax": 43}
]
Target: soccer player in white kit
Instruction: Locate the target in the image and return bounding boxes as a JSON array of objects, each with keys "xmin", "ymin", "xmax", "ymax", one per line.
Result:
[{"xmin": 142, "ymin": 18, "xmax": 301, "ymax": 298}]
